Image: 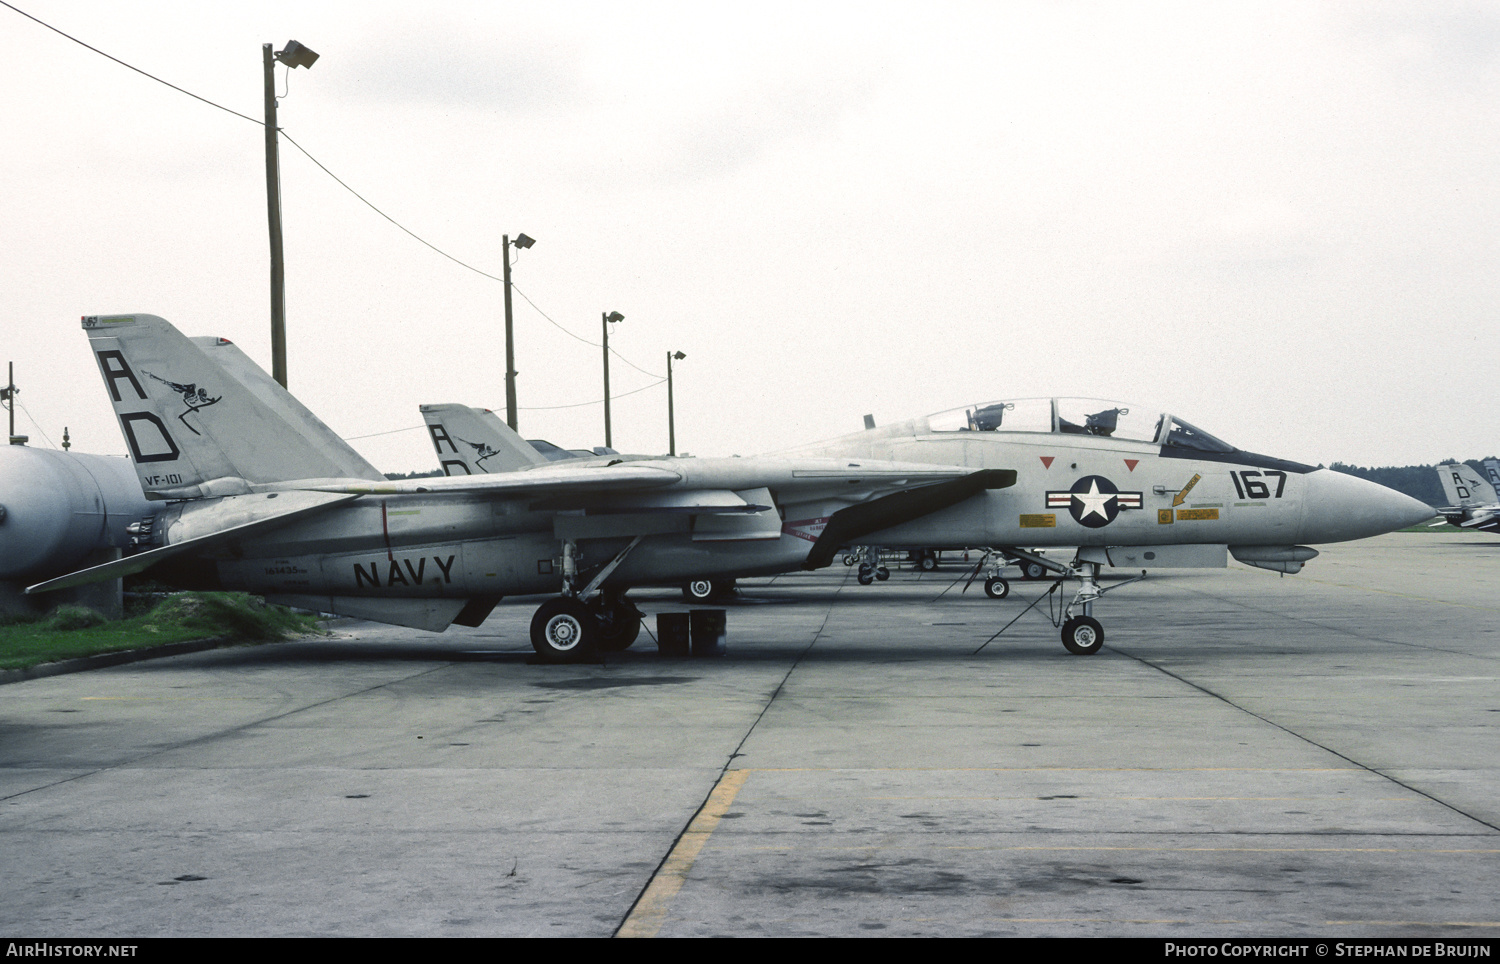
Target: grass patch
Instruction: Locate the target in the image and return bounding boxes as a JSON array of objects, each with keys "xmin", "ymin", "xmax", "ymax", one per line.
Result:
[{"xmin": 0, "ymin": 592, "xmax": 323, "ymax": 672}]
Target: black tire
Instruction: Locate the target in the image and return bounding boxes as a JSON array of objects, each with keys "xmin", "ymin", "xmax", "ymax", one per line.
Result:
[
  {"xmin": 592, "ymin": 597, "xmax": 642, "ymax": 652},
  {"xmin": 857, "ymin": 571, "xmax": 875, "ymax": 585},
  {"xmin": 682, "ymin": 578, "xmax": 735, "ymax": 603},
  {"xmin": 874, "ymin": 566, "xmax": 890, "ymax": 581},
  {"xmin": 530, "ymin": 597, "xmax": 597, "ymax": 662},
  {"xmin": 1061, "ymin": 616, "xmax": 1104, "ymax": 655},
  {"xmin": 918, "ymin": 554, "xmax": 938, "ymax": 572},
  {"xmin": 1020, "ymin": 560, "xmax": 1047, "ymax": 581},
  {"xmin": 842, "ymin": 554, "xmax": 857, "ymax": 567},
  {"xmin": 984, "ymin": 576, "xmax": 1010, "ymax": 599}
]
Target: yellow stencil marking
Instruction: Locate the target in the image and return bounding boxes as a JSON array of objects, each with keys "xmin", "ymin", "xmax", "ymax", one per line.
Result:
[{"xmin": 1172, "ymin": 473, "xmax": 1202, "ymax": 507}]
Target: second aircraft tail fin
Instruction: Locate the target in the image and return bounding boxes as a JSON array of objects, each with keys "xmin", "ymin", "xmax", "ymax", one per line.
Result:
[
  {"xmin": 1436, "ymin": 461, "xmax": 1497, "ymax": 507},
  {"xmin": 420, "ymin": 404, "xmax": 549, "ymax": 475}
]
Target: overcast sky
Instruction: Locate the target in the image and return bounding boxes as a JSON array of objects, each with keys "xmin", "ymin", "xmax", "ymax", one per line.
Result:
[{"xmin": 5, "ymin": 1, "xmax": 1497, "ymax": 472}]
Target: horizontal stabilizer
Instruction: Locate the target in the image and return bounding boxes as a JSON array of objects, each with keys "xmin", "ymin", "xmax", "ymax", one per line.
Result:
[
  {"xmin": 804, "ymin": 469, "xmax": 1016, "ymax": 569},
  {"xmin": 27, "ymin": 491, "xmax": 360, "ymax": 594}
]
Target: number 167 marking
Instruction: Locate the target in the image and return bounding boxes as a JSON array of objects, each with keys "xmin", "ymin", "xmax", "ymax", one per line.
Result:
[{"xmin": 1230, "ymin": 470, "xmax": 1286, "ymax": 499}]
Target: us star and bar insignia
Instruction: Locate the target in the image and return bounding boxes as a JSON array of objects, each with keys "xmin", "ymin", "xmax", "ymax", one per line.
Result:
[{"xmin": 1045, "ymin": 475, "xmax": 1143, "ymax": 528}]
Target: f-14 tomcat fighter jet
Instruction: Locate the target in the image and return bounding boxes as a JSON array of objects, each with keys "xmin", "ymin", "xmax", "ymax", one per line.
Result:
[
  {"xmin": 777, "ymin": 398, "xmax": 1434, "ymax": 651},
  {"xmin": 28, "ymin": 314, "xmax": 1009, "ymax": 661}
]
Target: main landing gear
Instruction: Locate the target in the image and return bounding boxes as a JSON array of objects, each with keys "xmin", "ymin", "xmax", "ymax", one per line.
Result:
[
  {"xmin": 529, "ymin": 592, "xmax": 643, "ymax": 663},
  {"xmin": 529, "ymin": 538, "xmax": 645, "ymax": 663}
]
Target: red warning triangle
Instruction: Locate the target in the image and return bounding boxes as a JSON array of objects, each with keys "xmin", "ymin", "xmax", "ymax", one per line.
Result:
[
  {"xmin": 1040, "ymin": 456, "xmax": 1054, "ymax": 468},
  {"xmin": 1124, "ymin": 459, "xmax": 1139, "ymax": 472}
]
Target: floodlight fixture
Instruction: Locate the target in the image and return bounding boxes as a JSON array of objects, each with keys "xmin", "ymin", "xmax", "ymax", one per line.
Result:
[
  {"xmin": 513, "ymin": 233, "xmax": 536, "ymax": 249},
  {"xmin": 276, "ymin": 41, "xmax": 319, "ymax": 69}
]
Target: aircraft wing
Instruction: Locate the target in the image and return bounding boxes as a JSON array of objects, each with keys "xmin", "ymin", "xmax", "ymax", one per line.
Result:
[
  {"xmin": 302, "ymin": 462, "xmax": 683, "ymax": 497},
  {"xmin": 803, "ymin": 469, "xmax": 1017, "ymax": 568},
  {"xmin": 299, "ymin": 458, "xmax": 983, "ymax": 511}
]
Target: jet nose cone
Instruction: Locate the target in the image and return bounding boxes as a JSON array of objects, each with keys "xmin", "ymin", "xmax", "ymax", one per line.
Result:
[{"xmin": 1298, "ymin": 469, "xmax": 1437, "ymax": 543}]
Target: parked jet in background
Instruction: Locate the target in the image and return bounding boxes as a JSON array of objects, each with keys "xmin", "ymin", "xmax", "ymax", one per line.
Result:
[
  {"xmin": 420, "ymin": 403, "xmax": 739, "ymax": 602},
  {"xmin": 1434, "ymin": 461, "xmax": 1500, "ymax": 534},
  {"xmin": 420, "ymin": 403, "xmax": 620, "ymax": 471},
  {"xmin": 30, "ymin": 314, "xmax": 1005, "ymax": 660}
]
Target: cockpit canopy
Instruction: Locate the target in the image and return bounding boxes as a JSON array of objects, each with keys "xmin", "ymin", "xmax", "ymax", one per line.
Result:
[{"xmin": 927, "ymin": 397, "xmax": 1237, "ymax": 454}]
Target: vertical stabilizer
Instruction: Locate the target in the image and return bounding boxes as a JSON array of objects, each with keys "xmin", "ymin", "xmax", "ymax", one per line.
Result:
[
  {"xmin": 420, "ymin": 403, "xmax": 548, "ymax": 475},
  {"xmin": 84, "ymin": 314, "xmax": 379, "ymax": 496},
  {"xmin": 190, "ymin": 336, "xmax": 383, "ymax": 482},
  {"xmin": 1436, "ymin": 462, "xmax": 1497, "ymax": 507}
]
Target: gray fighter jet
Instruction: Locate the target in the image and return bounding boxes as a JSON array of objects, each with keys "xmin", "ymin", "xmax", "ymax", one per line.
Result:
[{"xmin": 30, "ymin": 314, "xmax": 1006, "ymax": 660}]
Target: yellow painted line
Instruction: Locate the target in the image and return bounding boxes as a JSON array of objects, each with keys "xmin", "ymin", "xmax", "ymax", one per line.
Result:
[{"xmin": 618, "ymin": 768, "xmax": 749, "ymax": 939}]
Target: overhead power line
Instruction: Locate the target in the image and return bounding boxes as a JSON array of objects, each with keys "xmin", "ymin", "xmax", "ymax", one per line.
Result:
[
  {"xmin": 1, "ymin": 0, "xmax": 261, "ymax": 126},
  {"xmin": 3, "ymin": 2, "xmax": 668, "ymax": 383}
]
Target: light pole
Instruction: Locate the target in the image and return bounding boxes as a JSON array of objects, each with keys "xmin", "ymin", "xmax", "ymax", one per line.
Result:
[
  {"xmin": 263, "ymin": 39, "xmax": 318, "ymax": 389},
  {"xmin": 601, "ymin": 311, "xmax": 624, "ymax": 448},
  {"xmin": 501, "ymin": 233, "xmax": 535, "ymax": 430},
  {"xmin": 667, "ymin": 350, "xmax": 685, "ymax": 456}
]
